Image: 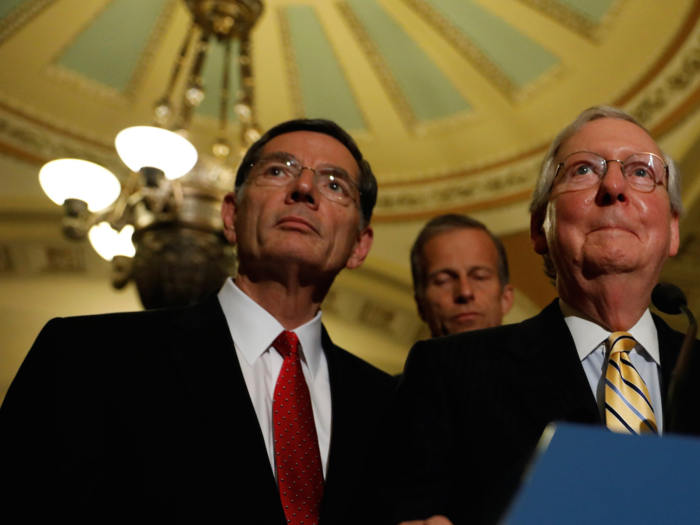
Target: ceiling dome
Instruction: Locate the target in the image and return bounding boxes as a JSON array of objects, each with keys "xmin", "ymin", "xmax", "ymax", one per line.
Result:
[{"xmin": 2, "ymin": 0, "xmax": 700, "ymax": 223}]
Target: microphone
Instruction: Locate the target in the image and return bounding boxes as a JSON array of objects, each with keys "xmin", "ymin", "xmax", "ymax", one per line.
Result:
[
  {"xmin": 651, "ymin": 282, "xmax": 689, "ymax": 315},
  {"xmin": 652, "ymin": 283, "xmax": 698, "ymax": 434}
]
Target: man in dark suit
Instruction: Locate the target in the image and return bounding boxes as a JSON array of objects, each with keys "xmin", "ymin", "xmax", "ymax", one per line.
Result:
[
  {"xmin": 379, "ymin": 106, "xmax": 698, "ymax": 525},
  {"xmin": 0, "ymin": 119, "xmax": 395, "ymax": 524}
]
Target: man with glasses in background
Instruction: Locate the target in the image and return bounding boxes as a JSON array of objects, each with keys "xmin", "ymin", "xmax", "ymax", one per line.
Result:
[
  {"xmin": 377, "ymin": 106, "xmax": 699, "ymax": 525},
  {"xmin": 1, "ymin": 119, "xmax": 395, "ymax": 524}
]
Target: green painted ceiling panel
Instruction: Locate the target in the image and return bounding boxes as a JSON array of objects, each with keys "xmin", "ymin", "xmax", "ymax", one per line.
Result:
[
  {"xmin": 284, "ymin": 5, "xmax": 365, "ymax": 131},
  {"xmin": 0, "ymin": 0, "xmax": 34, "ymax": 20},
  {"xmin": 555, "ymin": 0, "xmax": 616, "ymax": 23},
  {"xmin": 426, "ymin": 0, "xmax": 558, "ymax": 88},
  {"xmin": 196, "ymin": 40, "xmax": 241, "ymax": 121},
  {"xmin": 57, "ymin": 0, "xmax": 169, "ymax": 92},
  {"xmin": 346, "ymin": 0, "xmax": 470, "ymax": 122}
]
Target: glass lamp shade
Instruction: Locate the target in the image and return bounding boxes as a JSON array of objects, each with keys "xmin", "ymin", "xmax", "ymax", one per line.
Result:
[
  {"xmin": 88, "ymin": 222, "xmax": 136, "ymax": 261},
  {"xmin": 39, "ymin": 159, "xmax": 121, "ymax": 212},
  {"xmin": 115, "ymin": 126, "xmax": 198, "ymax": 180}
]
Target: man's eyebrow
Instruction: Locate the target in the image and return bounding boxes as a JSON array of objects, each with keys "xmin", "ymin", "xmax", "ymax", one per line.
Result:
[
  {"xmin": 259, "ymin": 152, "xmax": 356, "ymax": 182},
  {"xmin": 427, "ymin": 268, "xmax": 458, "ymax": 279},
  {"xmin": 257, "ymin": 151, "xmax": 297, "ymax": 163},
  {"xmin": 317, "ymin": 164, "xmax": 353, "ymax": 181}
]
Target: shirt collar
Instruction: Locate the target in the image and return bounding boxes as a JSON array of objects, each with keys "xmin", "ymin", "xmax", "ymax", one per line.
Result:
[
  {"xmin": 217, "ymin": 277, "xmax": 324, "ymax": 378},
  {"xmin": 559, "ymin": 298, "xmax": 660, "ymax": 365}
]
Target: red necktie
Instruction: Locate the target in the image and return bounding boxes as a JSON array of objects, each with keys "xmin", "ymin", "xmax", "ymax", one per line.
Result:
[{"xmin": 272, "ymin": 331, "xmax": 324, "ymax": 525}]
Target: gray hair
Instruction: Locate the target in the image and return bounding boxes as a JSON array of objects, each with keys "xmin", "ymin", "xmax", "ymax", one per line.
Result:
[
  {"xmin": 529, "ymin": 105, "xmax": 683, "ymax": 280},
  {"xmin": 410, "ymin": 214, "xmax": 510, "ymax": 298}
]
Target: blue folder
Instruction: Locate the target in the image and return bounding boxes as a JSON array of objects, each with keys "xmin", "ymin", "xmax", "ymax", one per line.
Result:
[{"xmin": 502, "ymin": 422, "xmax": 700, "ymax": 524}]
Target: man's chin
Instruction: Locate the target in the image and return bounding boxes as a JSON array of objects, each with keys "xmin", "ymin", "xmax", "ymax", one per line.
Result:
[
  {"xmin": 446, "ymin": 317, "xmax": 483, "ymax": 335},
  {"xmin": 580, "ymin": 256, "xmax": 638, "ymax": 278}
]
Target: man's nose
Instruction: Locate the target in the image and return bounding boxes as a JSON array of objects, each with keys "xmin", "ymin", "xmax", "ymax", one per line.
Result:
[
  {"xmin": 288, "ymin": 168, "xmax": 319, "ymax": 206},
  {"xmin": 454, "ymin": 276, "xmax": 474, "ymax": 303},
  {"xmin": 597, "ymin": 160, "xmax": 628, "ymax": 205}
]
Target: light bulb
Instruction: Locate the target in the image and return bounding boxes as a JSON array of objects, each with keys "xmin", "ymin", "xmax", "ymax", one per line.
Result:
[
  {"xmin": 39, "ymin": 159, "xmax": 121, "ymax": 212},
  {"xmin": 88, "ymin": 222, "xmax": 136, "ymax": 261},
  {"xmin": 115, "ymin": 126, "xmax": 198, "ymax": 180}
]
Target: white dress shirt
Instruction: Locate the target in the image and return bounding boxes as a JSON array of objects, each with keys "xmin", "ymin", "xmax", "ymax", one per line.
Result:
[
  {"xmin": 559, "ymin": 299, "xmax": 664, "ymax": 433},
  {"xmin": 217, "ymin": 278, "xmax": 332, "ymax": 479}
]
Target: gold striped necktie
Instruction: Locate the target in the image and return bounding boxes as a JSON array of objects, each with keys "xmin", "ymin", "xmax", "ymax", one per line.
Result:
[{"xmin": 604, "ymin": 332, "xmax": 658, "ymax": 435}]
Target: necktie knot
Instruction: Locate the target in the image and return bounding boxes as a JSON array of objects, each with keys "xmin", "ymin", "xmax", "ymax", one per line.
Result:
[
  {"xmin": 607, "ymin": 331, "xmax": 637, "ymax": 356},
  {"xmin": 273, "ymin": 330, "xmax": 300, "ymax": 358}
]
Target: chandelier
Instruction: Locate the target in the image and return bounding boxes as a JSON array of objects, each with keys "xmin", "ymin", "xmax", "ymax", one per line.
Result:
[{"xmin": 38, "ymin": 0, "xmax": 264, "ymax": 309}]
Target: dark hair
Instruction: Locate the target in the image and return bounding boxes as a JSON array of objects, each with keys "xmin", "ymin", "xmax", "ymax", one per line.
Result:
[
  {"xmin": 235, "ymin": 119, "xmax": 377, "ymax": 226},
  {"xmin": 410, "ymin": 214, "xmax": 510, "ymax": 297}
]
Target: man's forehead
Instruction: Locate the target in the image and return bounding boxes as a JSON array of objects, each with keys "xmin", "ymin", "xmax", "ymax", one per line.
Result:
[
  {"xmin": 558, "ymin": 118, "xmax": 661, "ymax": 160},
  {"xmin": 424, "ymin": 228, "xmax": 498, "ymax": 267},
  {"xmin": 260, "ymin": 130, "xmax": 359, "ymax": 176}
]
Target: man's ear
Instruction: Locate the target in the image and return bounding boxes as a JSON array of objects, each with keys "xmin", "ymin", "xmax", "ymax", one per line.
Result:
[
  {"xmin": 500, "ymin": 283, "xmax": 515, "ymax": 317},
  {"xmin": 346, "ymin": 226, "xmax": 373, "ymax": 270},
  {"xmin": 222, "ymin": 192, "xmax": 238, "ymax": 245},
  {"xmin": 669, "ymin": 211, "xmax": 680, "ymax": 257},
  {"xmin": 530, "ymin": 211, "xmax": 549, "ymax": 255}
]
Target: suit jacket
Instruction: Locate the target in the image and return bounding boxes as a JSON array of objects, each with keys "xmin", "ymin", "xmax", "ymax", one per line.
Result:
[
  {"xmin": 379, "ymin": 300, "xmax": 699, "ymax": 525},
  {"xmin": 0, "ymin": 295, "xmax": 395, "ymax": 524}
]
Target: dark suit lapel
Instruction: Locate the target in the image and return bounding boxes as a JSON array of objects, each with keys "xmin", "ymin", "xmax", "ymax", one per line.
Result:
[
  {"xmin": 166, "ymin": 295, "xmax": 284, "ymax": 523},
  {"xmin": 653, "ymin": 313, "xmax": 682, "ymax": 408},
  {"xmin": 318, "ymin": 327, "xmax": 361, "ymax": 521},
  {"xmin": 506, "ymin": 300, "xmax": 601, "ymax": 428},
  {"xmin": 319, "ymin": 329, "xmax": 347, "ymax": 512}
]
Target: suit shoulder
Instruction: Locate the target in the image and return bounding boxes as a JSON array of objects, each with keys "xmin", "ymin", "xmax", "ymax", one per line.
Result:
[
  {"xmin": 326, "ymin": 344, "xmax": 396, "ymax": 399},
  {"xmin": 44, "ymin": 297, "xmax": 219, "ymax": 332},
  {"xmin": 332, "ymin": 344, "xmax": 393, "ymax": 380},
  {"xmin": 409, "ymin": 322, "xmax": 525, "ymax": 362}
]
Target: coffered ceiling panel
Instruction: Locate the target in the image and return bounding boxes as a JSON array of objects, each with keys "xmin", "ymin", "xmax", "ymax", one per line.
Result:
[{"xmin": 281, "ymin": 5, "xmax": 366, "ymax": 130}]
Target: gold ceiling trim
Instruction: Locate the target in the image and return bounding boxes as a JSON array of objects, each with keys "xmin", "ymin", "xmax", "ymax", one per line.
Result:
[
  {"xmin": 46, "ymin": 0, "xmax": 178, "ymax": 103},
  {"xmin": 374, "ymin": 188, "xmax": 534, "ymax": 224},
  {"xmin": 0, "ymin": 96, "xmax": 113, "ymax": 150},
  {"xmin": 0, "ymin": 0, "xmax": 58, "ymax": 46},
  {"xmin": 516, "ymin": 0, "xmax": 625, "ymax": 42},
  {"xmin": 278, "ymin": 8, "xmax": 305, "ymax": 120},
  {"xmin": 382, "ymin": 143, "xmax": 547, "ymax": 188},
  {"xmin": 400, "ymin": 0, "xmax": 562, "ymax": 102},
  {"xmin": 337, "ymin": 1, "xmax": 418, "ymax": 129},
  {"xmin": 374, "ymin": 156, "xmax": 539, "ymax": 220},
  {"xmin": 45, "ymin": 64, "xmax": 131, "ymax": 106},
  {"xmin": 630, "ymin": 31, "xmax": 700, "ymax": 133},
  {"xmin": 614, "ymin": 0, "xmax": 700, "ymax": 107},
  {"xmin": 0, "ymin": 107, "xmax": 123, "ymax": 174}
]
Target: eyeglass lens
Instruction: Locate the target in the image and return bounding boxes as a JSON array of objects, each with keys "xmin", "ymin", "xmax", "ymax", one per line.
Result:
[
  {"xmin": 559, "ymin": 152, "xmax": 666, "ymax": 192},
  {"xmin": 253, "ymin": 158, "xmax": 357, "ymax": 204}
]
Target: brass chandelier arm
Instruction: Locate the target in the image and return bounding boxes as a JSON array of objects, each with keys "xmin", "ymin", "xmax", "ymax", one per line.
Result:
[
  {"xmin": 178, "ymin": 31, "xmax": 210, "ymax": 131},
  {"xmin": 237, "ymin": 31, "xmax": 260, "ymax": 147},
  {"xmin": 155, "ymin": 20, "xmax": 197, "ymax": 127}
]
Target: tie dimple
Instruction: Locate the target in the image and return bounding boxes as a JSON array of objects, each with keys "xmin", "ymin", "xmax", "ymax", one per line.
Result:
[
  {"xmin": 272, "ymin": 331, "xmax": 324, "ymax": 525},
  {"xmin": 604, "ymin": 332, "xmax": 658, "ymax": 435}
]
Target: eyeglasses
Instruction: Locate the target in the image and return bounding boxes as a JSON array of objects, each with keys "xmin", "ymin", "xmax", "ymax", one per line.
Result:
[
  {"xmin": 554, "ymin": 151, "xmax": 668, "ymax": 193},
  {"xmin": 250, "ymin": 154, "xmax": 361, "ymax": 206}
]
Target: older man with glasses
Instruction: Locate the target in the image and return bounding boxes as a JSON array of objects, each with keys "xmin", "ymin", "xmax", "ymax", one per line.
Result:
[
  {"xmin": 1, "ymin": 119, "xmax": 395, "ymax": 524},
  {"xmin": 376, "ymin": 106, "xmax": 700, "ymax": 525}
]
